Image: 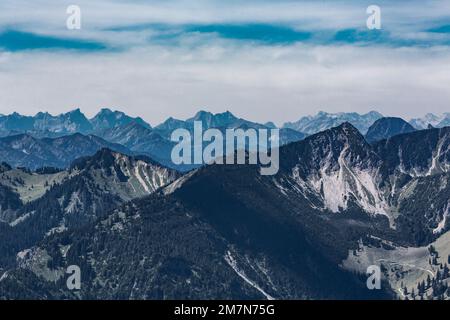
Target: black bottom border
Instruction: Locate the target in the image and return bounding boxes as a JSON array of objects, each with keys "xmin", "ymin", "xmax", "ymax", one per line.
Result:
[{"xmin": 1, "ymin": 300, "xmax": 448, "ymax": 319}]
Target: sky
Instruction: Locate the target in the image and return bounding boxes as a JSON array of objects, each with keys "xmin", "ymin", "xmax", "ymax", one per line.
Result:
[{"xmin": 0, "ymin": 0, "xmax": 450, "ymax": 126}]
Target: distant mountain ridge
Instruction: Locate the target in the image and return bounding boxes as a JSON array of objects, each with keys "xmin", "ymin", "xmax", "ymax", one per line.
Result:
[
  {"xmin": 0, "ymin": 108, "xmax": 151, "ymax": 137},
  {"xmin": 155, "ymin": 110, "xmax": 307, "ymax": 148},
  {"xmin": 409, "ymin": 113, "xmax": 450, "ymax": 130},
  {"xmin": 0, "ymin": 109, "xmax": 309, "ymax": 171},
  {"xmin": 0, "ymin": 133, "xmax": 130, "ymax": 170},
  {"xmin": 1, "ymin": 108, "xmax": 450, "ymax": 173},
  {"xmin": 2, "ymin": 108, "xmax": 450, "ymax": 139},
  {"xmin": 154, "ymin": 110, "xmax": 269, "ymax": 139},
  {"xmin": 283, "ymin": 111, "xmax": 383, "ymax": 135}
]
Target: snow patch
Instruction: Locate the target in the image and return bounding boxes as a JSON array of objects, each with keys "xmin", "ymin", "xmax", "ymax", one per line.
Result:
[
  {"xmin": 134, "ymin": 164, "xmax": 150, "ymax": 193},
  {"xmin": 307, "ymin": 145, "xmax": 389, "ymax": 217},
  {"xmin": 224, "ymin": 251, "xmax": 275, "ymax": 300},
  {"xmin": 10, "ymin": 211, "xmax": 35, "ymax": 227},
  {"xmin": 65, "ymin": 191, "xmax": 81, "ymax": 214},
  {"xmin": 433, "ymin": 201, "xmax": 449, "ymax": 234},
  {"xmin": 0, "ymin": 271, "xmax": 8, "ymax": 282}
]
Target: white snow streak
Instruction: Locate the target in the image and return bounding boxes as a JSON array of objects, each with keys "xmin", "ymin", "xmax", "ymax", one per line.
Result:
[{"xmin": 224, "ymin": 251, "xmax": 275, "ymax": 300}]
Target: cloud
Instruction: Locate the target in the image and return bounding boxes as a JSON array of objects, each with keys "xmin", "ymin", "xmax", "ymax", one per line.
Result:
[
  {"xmin": 181, "ymin": 24, "xmax": 312, "ymax": 44},
  {"xmin": 1, "ymin": 0, "xmax": 450, "ymax": 47},
  {"xmin": 1, "ymin": 42, "xmax": 450, "ymax": 125},
  {"xmin": 428, "ymin": 25, "xmax": 450, "ymax": 33},
  {"xmin": 0, "ymin": 30, "xmax": 107, "ymax": 52},
  {"xmin": 0, "ymin": 0, "xmax": 450, "ymax": 125}
]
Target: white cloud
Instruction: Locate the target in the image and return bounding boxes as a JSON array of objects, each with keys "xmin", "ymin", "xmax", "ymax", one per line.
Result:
[
  {"xmin": 2, "ymin": 0, "xmax": 450, "ymax": 35},
  {"xmin": 1, "ymin": 42, "xmax": 450, "ymax": 125}
]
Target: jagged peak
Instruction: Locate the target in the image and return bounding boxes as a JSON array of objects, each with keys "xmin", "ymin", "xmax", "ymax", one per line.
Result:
[
  {"xmin": 94, "ymin": 108, "xmax": 128, "ymax": 118},
  {"xmin": 218, "ymin": 110, "xmax": 236, "ymax": 117},
  {"xmin": 98, "ymin": 107, "xmax": 114, "ymax": 114},
  {"xmin": 215, "ymin": 110, "xmax": 237, "ymax": 120},
  {"xmin": 67, "ymin": 108, "xmax": 83, "ymax": 115},
  {"xmin": 283, "ymin": 122, "xmax": 369, "ymax": 155},
  {"xmin": 70, "ymin": 147, "xmax": 120, "ymax": 170},
  {"xmin": 188, "ymin": 110, "xmax": 214, "ymax": 122},
  {"xmin": 189, "ymin": 110, "xmax": 237, "ymax": 121},
  {"xmin": 90, "ymin": 108, "xmax": 151, "ymax": 129},
  {"xmin": 70, "ymin": 147, "xmax": 166, "ymax": 173},
  {"xmin": 8, "ymin": 111, "xmax": 29, "ymax": 118},
  {"xmin": 332, "ymin": 121, "xmax": 362, "ymax": 135},
  {"xmin": 194, "ymin": 110, "xmax": 213, "ymax": 117},
  {"xmin": 92, "ymin": 108, "xmax": 119, "ymax": 119},
  {"xmin": 35, "ymin": 111, "xmax": 51, "ymax": 117}
]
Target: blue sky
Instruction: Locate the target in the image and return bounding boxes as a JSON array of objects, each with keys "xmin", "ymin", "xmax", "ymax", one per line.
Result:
[{"xmin": 0, "ymin": 0, "xmax": 450, "ymax": 125}]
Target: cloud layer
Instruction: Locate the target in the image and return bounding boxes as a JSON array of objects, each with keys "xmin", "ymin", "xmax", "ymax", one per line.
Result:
[{"xmin": 0, "ymin": 0, "xmax": 450, "ymax": 125}]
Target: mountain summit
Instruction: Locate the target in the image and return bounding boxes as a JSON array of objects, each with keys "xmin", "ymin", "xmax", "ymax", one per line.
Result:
[
  {"xmin": 90, "ymin": 108, "xmax": 151, "ymax": 131},
  {"xmin": 187, "ymin": 110, "xmax": 239, "ymax": 128},
  {"xmin": 365, "ymin": 117, "xmax": 416, "ymax": 143}
]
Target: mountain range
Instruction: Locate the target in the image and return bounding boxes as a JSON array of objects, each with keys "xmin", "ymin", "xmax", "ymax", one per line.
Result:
[
  {"xmin": 1, "ymin": 108, "xmax": 449, "ymax": 172},
  {"xmin": 2, "ymin": 108, "xmax": 450, "ymax": 139},
  {"xmin": 283, "ymin": 111, "xmax": 383, "ymax": 134},
  {"xmin": 0, "ymin": 108, "xmax": 151, "ymax": 137},
  {"xmin": 0, "ymin": 117, "xmax": 449, "ymax": 299},
  {"xmin": 409, "ymin": 113, "xmax": 450, "ymax": 130},
  {"xmin": 0, "ymin": 133, "xmax": 131, "ymax": 170},
  {"xmin": 0, "ymin": 108, "xmax": 449, "ymax": 300},
  {"xmin": 0, "ymin": 109, "xmax": 308, "ymax": 170}
]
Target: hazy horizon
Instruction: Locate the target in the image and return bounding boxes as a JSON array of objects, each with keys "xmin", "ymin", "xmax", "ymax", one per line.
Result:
[{"xmin": 2, "ymin": 107, "xmax": 447, "ymax": 128}]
